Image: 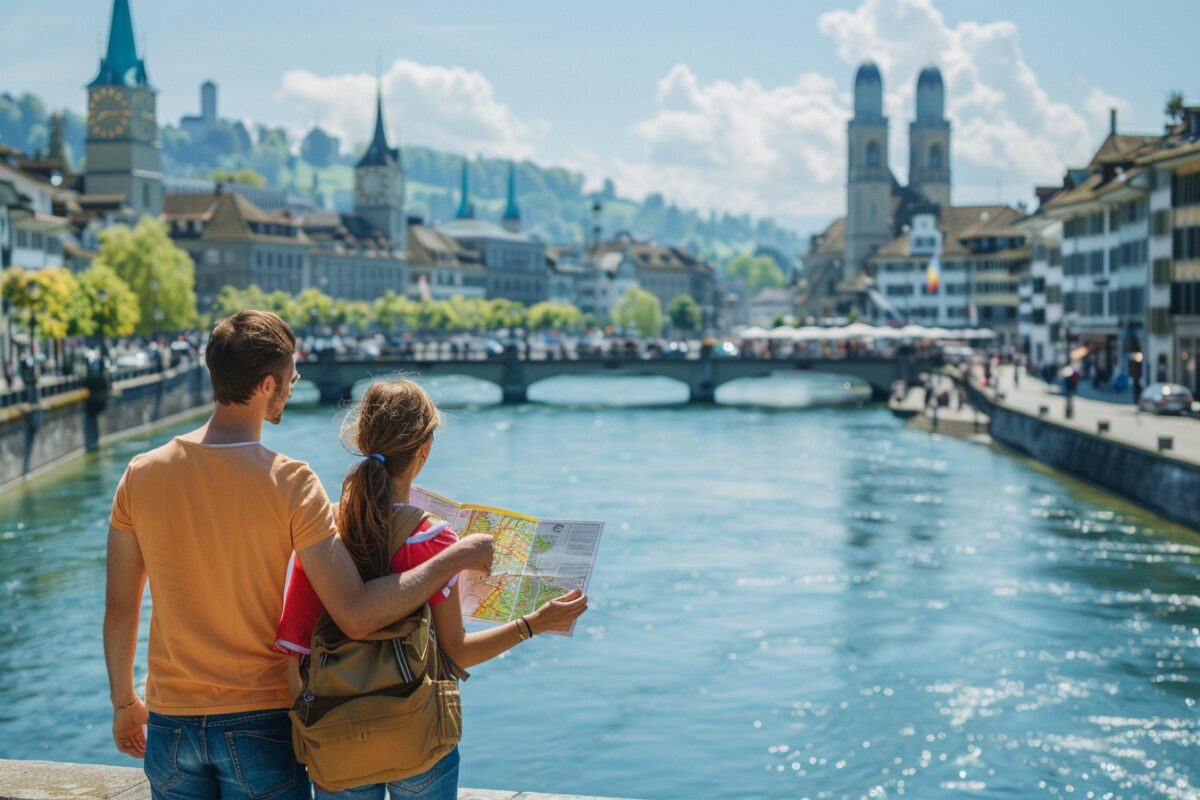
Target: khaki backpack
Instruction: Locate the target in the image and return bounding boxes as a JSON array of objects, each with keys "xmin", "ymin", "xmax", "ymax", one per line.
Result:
[{"xmin": 290, "ymin": 504, "xmax": 469, "ymax": 791}]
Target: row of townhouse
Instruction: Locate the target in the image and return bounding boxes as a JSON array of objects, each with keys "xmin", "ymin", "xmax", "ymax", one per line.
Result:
[
  {"xmin": 545, "ymin": 234, "xmax": 721, "ymax": 329},
  {"xmin": 1016, "ymin": 109, "xmax": 1200, "ymax": 396}
]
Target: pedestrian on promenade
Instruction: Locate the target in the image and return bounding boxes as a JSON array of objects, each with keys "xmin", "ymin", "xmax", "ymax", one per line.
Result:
[
  {"xmin": 275, "ymin": 378, "xmax": 588, "ymax": 799},
  {"xmin": 103, "ymin": 310, "xmax": 494, "ymax": 799}
]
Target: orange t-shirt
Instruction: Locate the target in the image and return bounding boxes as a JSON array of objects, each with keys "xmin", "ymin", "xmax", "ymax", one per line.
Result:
[{"xmin": 109, "ymin": 437, "xmax": 335, "ymax": 715}]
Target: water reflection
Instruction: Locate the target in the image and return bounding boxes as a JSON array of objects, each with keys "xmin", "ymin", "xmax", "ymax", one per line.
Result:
[{"xmin": 0, "ymin": 397, "xmax": 1196, "ymax": 799}]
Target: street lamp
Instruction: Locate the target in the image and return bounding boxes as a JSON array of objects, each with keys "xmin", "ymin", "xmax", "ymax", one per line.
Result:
[
  {"xmin": 96, "ymin": 289, "xmax": 110, "ymax": 368},
  {"xmin": 25, "ymin": 279, "xmax": 39, "ymax": 360}
]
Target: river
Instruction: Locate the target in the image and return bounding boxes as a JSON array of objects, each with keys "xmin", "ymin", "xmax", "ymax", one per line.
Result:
[{"xmin": 1, "ymin": 374, "xmax": 1197, "ymax": 799}]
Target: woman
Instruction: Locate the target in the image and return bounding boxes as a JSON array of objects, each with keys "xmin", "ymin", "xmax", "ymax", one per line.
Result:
[{"xmin": 275, "ymin": 379, "xmax": 588, "ymax": 799}]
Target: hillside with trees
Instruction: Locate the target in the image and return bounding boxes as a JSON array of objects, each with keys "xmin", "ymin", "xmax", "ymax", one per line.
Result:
[{"xmin": 1, "ymin": 91, "xmax": 804, "ymax": 272}]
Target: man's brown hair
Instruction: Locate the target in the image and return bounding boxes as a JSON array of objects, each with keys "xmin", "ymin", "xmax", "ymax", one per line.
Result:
[{"xmin": 205, "ymin": 310, "xmax": 296, "ymax": 405}]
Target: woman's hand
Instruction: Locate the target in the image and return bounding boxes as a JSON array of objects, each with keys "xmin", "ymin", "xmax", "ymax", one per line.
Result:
[{"xmin": 527, "ymin": 588, "xmax": 588, "ymax": 634}]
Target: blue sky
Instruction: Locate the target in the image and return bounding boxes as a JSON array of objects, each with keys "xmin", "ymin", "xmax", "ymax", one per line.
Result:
[{"xmin": 3, "ymin": 0, "xmax": 1199, "ymax": 234}]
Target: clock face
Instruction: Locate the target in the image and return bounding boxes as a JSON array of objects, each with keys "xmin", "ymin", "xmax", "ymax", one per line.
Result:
[
  {"xmin": 89, "ymin": 86, "xmax": 130, "ymax": 139},
  {"xmin": 357, "ymin": 168, "xmax": 387, "ymax": 205},
  {"xmin": 129, "ymin": 90, "xmax": 157, "ymax": 141}
]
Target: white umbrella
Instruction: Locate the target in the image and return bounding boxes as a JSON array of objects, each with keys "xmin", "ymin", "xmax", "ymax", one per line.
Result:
[
  {"xmin": 792, "ymin": 326, "xmax": 828, "ymax": 341},
  {"xmin": 839, "ymin": 322, "xmax": 883, "ymax": 338},
  {"xmin": 768, "ymin": 325, "xmax": 799, "ymax": 340},
  {"xmin": 738, "ymin": 326, "xmax": 770, "ymax": 339},
  {"xmin": 899, "ymin": 324, "xmax": 930, "ymax": 338}
]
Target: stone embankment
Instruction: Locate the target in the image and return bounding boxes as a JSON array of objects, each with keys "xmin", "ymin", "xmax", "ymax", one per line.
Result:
[
  {"xmin": 965, "ymin": 365, "xmax": 1200, "ymax": 531},
  {"xmin": 0, "ymin": 759, "xmax": 638, "ymax": 800},
  {"xmin": 0, "ymin": 362, "xmax": 212, "ymax": 493}
]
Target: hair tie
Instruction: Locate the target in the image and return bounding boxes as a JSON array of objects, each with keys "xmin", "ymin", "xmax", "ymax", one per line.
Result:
[{"xmin": 368, "ymin": 453, "xmax": 386, "ymax": 464}]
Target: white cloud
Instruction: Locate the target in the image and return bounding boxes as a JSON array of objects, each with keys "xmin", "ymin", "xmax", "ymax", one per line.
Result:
[
  {"xmin": 622, "ymin": 0, "xmax": 1130, "ymax": 222},
  {"xmin": 623, "ymin": 64, "xmax": 849, "ymax": 219},
  {"xmin": 276, "ymin": 58, "xmax": 545, "ymax": 159}
]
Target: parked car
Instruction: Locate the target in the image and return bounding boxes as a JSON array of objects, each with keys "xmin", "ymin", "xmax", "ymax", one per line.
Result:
[{"xmin": 1138, "ymin": 383, "xmax": 1195, "ymax": 415}]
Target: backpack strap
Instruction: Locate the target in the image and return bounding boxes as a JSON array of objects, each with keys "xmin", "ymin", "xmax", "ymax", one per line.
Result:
[{"xmin": 387, "ymin": 503, "xmax": 432, "ymax": 556}]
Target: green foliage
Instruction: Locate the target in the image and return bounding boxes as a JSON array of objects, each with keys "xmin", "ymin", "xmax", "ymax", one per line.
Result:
[
  {"xmin": 1, "ymin": 266, "xmax": 78, "ymax": 339},
  {"xmin": 95, "ymin": 217, "xmax": 197, "ymax": 335},
  {"xmin": 1166, "ymin": 92, "xmax": 1186, "ymax": 124},
  {"xmin": 75, "ymin": 264, "xmax": 140, "ymax": 339},
  {"xmin": 374, "ymin": 290, "xmax": 413, "ymax": 333},
  {"xmin": 210, "ymin": 168, "xmax": 266, "ymax": 188},
  {"xmin": 527, "ymin": 301, "xmax": 583, "ymax": 331},
  {"xmin": 667, "ymin": 294, "xmax": 701, "ymax": 332},
  {"xmin": 333, "ymin": 299, "xmax": 372, "ymax": 331},
  {"xmin": 848, "ymin": 308, "xmax": 860, "ymax": 324},
  {"xmin": 0, "ymin": 93, "xmax": 86, "ymax": 169},
  {"xmin": 725, "ymin": 253, "xmax": 786, "ymax": 293},
  {"xmin": 613, "ymin": 287, "xmax": 663, "ymax": 338},
  {"xmin": 295, "ymin": 287, "xmax": 335, "ymax": 326}
]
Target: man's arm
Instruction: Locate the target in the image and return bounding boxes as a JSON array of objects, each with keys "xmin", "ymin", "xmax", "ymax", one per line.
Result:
[
  {"xmin": 297, "ymin": 533, "xmax": 493, "ymax": 639},
  {"xmin": 103, "ymin": 525, "xmax": 149, "ymax": 758}
]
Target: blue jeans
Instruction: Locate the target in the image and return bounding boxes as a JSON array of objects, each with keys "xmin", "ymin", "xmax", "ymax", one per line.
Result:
[
  {"xmin": 145, "ymin": 709, "xmax": 309, "ymax": 800},
  {"xmin": 313, "ymin": 747, "xmax": 460, "ymax": 800}
]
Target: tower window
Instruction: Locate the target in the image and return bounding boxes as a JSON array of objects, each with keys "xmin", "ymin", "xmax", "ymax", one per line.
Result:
[
  {"xmin": 866, "ymin": 142, "xmax": 880, "ymax": 168},
  {"xmin": 929, "ymin": 144, "xmax": 943, "ymax": 171}
]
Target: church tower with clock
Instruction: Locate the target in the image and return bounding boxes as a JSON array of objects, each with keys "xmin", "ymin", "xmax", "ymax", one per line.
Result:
[
  {"xmin": 354, "ymin": 85, "xmax": 405, "ymax": 249},
  {"xmin": 85, "ymin": 0, "xmax": 161, "ymax": 218}
]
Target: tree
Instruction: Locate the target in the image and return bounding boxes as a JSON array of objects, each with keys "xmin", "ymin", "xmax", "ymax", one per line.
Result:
[
  {"xmin": 295, "ymin": 287, "xmax": 335, "ymax": 328},
  {"xmin": 210, "ymin": 168, "xmax": 267, "ymax": 188},
  {"xmin": 1, "ymin": 265, "xmax": 77, "ymax": 340},
  {"xmin": 374, "ymin": 290, "xmax": 413, "ymax": 333},
  {"xmin": 527, "ymin": 301, "xmax": 582, "ymax": 331},
  {"xmin": 726, "ymin": 253, "xmax": 785, "ymax": 293},
  {"xmin": 334, "ymin": 299, "xmax": 372, "ymax": 332},
  {"xmin": 613, "ymin": 287, "xmax": 662, "ymax": 338},
  {"xmin": 667, "ymin": 294, "xmax": 700, "ymax": 332},
  {"xmin": 74, "ymin": 264, "xmax": 140, "ymax": 339},
  {"xmin": 46, "ymin": 112, "xmax": 69, "ymax": 167},
  {"xmin": 1166, "ymin": 92, "xmax": 1186, "ymax": 126},
  {"xmin": 484, "ymin": 298, "xmax": 527, "ymax": 331},
  {"xmin": 94, "ymin": 217, "xmax": 196, "ymax": 335},
  {"xmin": 214, "ymin": 284, "xmax": 269, "ymax": 319}
]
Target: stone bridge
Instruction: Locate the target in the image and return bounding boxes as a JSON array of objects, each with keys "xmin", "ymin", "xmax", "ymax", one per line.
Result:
[{"xmin": 306, "ymin": 347, "xmax": 937, "ymax": 405}]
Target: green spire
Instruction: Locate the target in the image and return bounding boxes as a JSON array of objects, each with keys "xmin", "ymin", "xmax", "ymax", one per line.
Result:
[
  {"xmin": 90, "ymin": 0, "xmax": 149, "ymax": 88},
  {"xmin": 502, "ymin": 161, "xmax": 520, "ymax": 222},
  {"xmin": 455, "ymin": 158, "xmax": 474, "ymax": 219}
]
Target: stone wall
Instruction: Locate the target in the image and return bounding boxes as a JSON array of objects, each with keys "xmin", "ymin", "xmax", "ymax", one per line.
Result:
[
  {"xmin": 0, "ymin": 364, "xmax": 211, "ymax": 493},
  {"xmin": 971, "ymin": 388, "xmax": 1200, "ymax": 530}
]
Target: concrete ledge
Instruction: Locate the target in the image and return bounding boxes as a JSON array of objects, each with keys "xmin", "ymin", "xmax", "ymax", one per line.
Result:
[{"xmin": 0, "ymin": 760, "xmax": 638, "ymax": 800}]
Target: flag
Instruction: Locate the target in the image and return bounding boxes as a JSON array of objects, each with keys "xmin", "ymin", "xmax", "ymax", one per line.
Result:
[
  {"xmin": 417, "ymin": 273, "xmax": 432, "ymax": 303},
  {"xmin": 925, "ymin": 254, "xmax": 941, "ymax": 294}
]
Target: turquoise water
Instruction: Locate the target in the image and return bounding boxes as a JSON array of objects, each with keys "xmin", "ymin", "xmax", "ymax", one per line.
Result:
[{"xmin": 1, "ymin": 375, "xmax": 1198, "ymax": 799}]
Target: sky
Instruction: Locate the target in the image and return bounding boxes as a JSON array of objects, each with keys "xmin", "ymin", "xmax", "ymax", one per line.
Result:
[{"xmin": 3, "ymin": 0, "xmax": 1199, "ymax": 236}]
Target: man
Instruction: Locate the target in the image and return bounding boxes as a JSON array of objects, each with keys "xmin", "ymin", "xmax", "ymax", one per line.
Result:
[{"xmin": 104, "ymin": 310, "xmax": 493, "ymax": 798}]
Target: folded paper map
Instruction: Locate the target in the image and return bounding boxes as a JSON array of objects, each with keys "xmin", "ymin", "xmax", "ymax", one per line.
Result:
[{"xmin": 409, "ymin": 487, "xmax": 603, "ymax": 636}]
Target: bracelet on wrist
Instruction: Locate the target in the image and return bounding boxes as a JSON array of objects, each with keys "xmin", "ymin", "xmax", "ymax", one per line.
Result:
[
  {"xmin": 514, "ymin": 618, "xmax": 530, "ymax": 641},
  {"xmin": 520, "ymin": 616, "xmax": 534, "ymax": 638}
]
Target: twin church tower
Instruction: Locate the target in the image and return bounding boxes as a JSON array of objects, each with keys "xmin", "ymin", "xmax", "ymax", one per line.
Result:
[{"xmin": 845, "ymin": 62, "xmax": 951, "ymax": 277}]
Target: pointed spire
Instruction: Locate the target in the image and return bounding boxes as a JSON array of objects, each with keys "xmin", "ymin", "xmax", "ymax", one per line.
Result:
[
  {"xmin": 356, "ymin": 80, "xmax": 399, "ymax": 168},
  {"xmin": 501, "ymin": 161, "xmax": 521, "ymax": 232},
  {"xmin": 90, "ymin": 0, "xmax": 149, "ymax": 88},
  {"xmin": 455, "ymin": 158, "xmax": 474, "ymax": 219},
  {"xmin": 503, "ymin": 162, "xmax": 520, "ymax": 221}
]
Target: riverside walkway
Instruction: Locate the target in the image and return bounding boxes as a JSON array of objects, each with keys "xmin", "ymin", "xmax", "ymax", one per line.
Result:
[
  {"xmin": 965, "ymin": 363, "xmax": 1200, "ymax": 530},
  {"xmin": 0, "ymin": 760, "xmax": 638, "ymax": 800},
  {"xmin": 982, "ymin": 364, "xmax": 1200, "ymax": 465}
]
